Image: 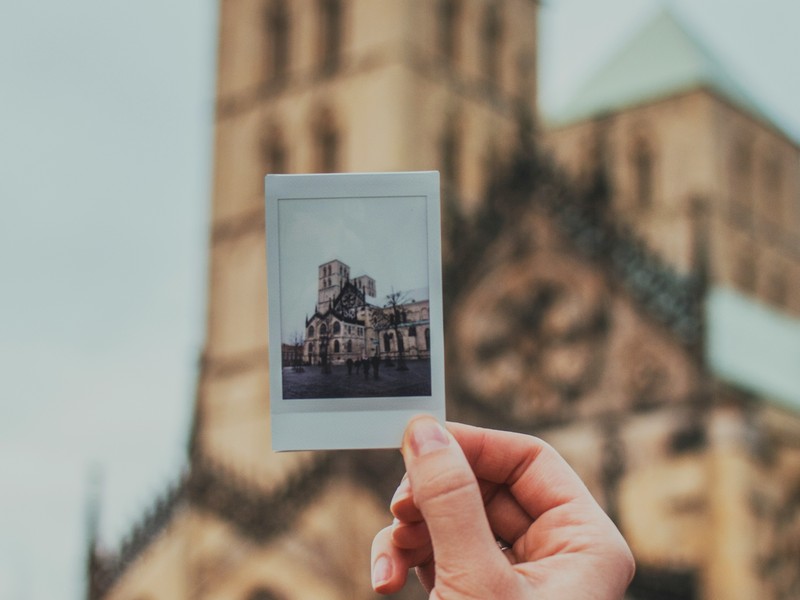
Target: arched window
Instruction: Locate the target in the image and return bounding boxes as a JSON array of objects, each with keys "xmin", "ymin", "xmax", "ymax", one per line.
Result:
[
  {"xmin": 438, "ymin": 0, "xmax": 460, "ymax": 65},
  {"xmin": 482, "ymin": 4, "xmax": 501, "ymax": 88},
  {"xmin": 441, "ymin": 116, "xmax": 461, "ymax": 191},
  {"xmin": 318, "ymin": 0, "xmax": 343, "ymax": 74},
  {"xmin": 333, "ymin": 321, "xmax": 341, "ymax": 334},
  {"xmin": 313, "ymin": 106, "xmax": 340, "ymax": 173},
  {"xmin": 409, "ymin": 325, "xmax": 417, "ymax": 337},
  {"xmin": 631, "ymin": 136, "xmax": 654, "ymax": 209},
  {"xmin": 346, "ymin": 340, "xmax": 352, "ymax": 352},
  {"xmin": 320, "ymin": 323, "xmax": 328, "ymax": 336},
  {"xmin": 334, "ymin": 340, "xmax": 340, "ymax": 353},
  {"xmin": 247, "ymin": 587, "xmax": 285, "ymax": 600},
  {"xmin": 307, "ymin": 325, "xmax": 315, "ymax": 338},
  {"xmin": 266, "ymin": 0, "xmax": 290, "ymax": 82},
  {"xmin": 384, "ymin": 333, "xmax": 392, "ymax": 352},
  {"xmin": 263, "ymin": 123, "xmax": 287, "ymax": 174},
  {"xmin": 307, "ymin": 342, "xmax": 314, "ymax": 355}
]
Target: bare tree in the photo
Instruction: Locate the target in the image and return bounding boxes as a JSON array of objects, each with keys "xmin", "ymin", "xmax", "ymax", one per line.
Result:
[
  {"xmin": 384, "ymin": 289, "xmax": 413, "ymax": 371},
  {"xmin": 289, "ymin": 330, "xmax": 304, "ymax": 371}
]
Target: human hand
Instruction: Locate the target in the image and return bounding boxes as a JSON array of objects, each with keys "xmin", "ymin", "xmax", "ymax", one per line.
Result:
[{"xmin": 371, "ymin": 417, "xmax": 635, "ymax": 598}]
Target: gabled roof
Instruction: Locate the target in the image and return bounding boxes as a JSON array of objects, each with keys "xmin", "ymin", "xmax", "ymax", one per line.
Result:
[{"xmin": 548, "ymin": 9, "xmax": 779, "ymax": 133}]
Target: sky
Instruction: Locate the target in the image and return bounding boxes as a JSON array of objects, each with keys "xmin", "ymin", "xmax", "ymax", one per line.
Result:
[{"xmin": 0, "ymin": 1, "xmax": 799, "ymax": 599}]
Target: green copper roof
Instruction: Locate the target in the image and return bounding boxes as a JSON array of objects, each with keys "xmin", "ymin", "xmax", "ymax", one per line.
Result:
[{"xmin": 549, "ymin": 9, "xmax": 777, "ymax": 130}]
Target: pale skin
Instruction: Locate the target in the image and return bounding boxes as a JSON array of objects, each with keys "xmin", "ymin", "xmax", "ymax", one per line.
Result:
[{"xmin": 371, "ymin": 417, "xmax": 636, "ymax": 599}]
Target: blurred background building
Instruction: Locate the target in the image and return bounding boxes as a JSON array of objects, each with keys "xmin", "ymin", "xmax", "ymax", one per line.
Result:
[{"xmin": 87, "ymin": 1, "xmax": 800, "ymax": 599}]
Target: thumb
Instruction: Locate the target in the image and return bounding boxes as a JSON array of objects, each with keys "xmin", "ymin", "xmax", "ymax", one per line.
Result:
[{"xmin": 401, "ymin": 416, "xmax": 509, "ymax": 586}]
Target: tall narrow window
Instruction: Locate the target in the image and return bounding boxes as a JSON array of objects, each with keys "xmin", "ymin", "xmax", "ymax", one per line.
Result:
[
  {"xmin": 441, "ymin": 117, "xmax": 461, "ymax": 192},
  {"xmin": 766, "ymin": 270, "xmax": 787, "ymax": 306},
  {"xmin": 730, "ymin": 140, "xmax": 753, "ymax": 224},
  {"xmin": 263, "ymin": 123, "xmax": 287, "ymax": 174},
  {"xmin": 439, "ymin": 0, "xmax": 460, "ymax": 65},
  {"xmin": 482, "ymin": 4, "xmax": 502, "ymax": 88},
  {"xmin": 735, "ymin": 248, "xmax": 756, "ymax": 293},
  {"xmin": 319, "ymin": 0, "xmax": 343, "ymax": 74},
  {"xmin": 266, "ymin": 0, "xmax": 290, "ymax": 82},
  {"xmin": 632, "ymin": 137, "xmax": 654, "ymax": 209},
  {"xmin": 516, "ymin": 50, "xmax": 535, "ymax": 102},
  {"xmin": 248, "ymin": 588, "xmax": 285, "ymax": 600},
  {"xmin": 764, "ymin": 155, "xmax": 783, "ymax": 217},
  {"xmin": 314, "ymin": 107, "xmax": 340, "ymax": 173}
]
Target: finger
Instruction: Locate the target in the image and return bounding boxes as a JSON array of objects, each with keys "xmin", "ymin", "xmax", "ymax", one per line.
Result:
[
  {"xmin": 391, "ymin": 518, "xmax": 431, "ymax": 550},
  {"xmin": 484, "ymin": 485, "xmax": 534, "ymax": 545},
  {"xmin": 447, "ymin": 422, "xmax": 594, "ymax": 519},
  {"xmin": 390, "ymin": 475, "xmax": 423, "ymax": 523},
  {"xmin": 401, "ymin": 416, "xmax": 513, "ymax": 586},
  {"xmin": 371, "ymin": 525, "xmax": 433, "ymax": 595},
  {"xmin": 371, "ymin": 526, "xmax": 408, "ymax": 594}
]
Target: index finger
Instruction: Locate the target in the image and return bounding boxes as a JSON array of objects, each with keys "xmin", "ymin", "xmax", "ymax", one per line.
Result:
[{"xmin": 447, "ymin": 422, "xmax": 592, "ymax": 520}]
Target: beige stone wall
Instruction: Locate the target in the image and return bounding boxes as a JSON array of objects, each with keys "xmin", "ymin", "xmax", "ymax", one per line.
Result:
[
  {"xmin": 102, "ymin": 478, "xmax": 394, "ymax": 600},
  {"xmin": 543, "ymin": 89, "xmax": 800, "ymax": 316},
  {"xmin": 180, "ymin": 480, "xmax": 390, "ymax": 600},
  {"xmin": 707, "ymin": 96, "xmax": 800, "ymax": 315},
  {"xmin": 547, "ymin": 399, "xmax": 800, "ymax": 600},
  {"xmin": 542, "ymin": 91, "xmax": 717, "ymax": 274},
  {"xmin": 103, "ymin": 510, "xmax": 193, "ymax": 600}
]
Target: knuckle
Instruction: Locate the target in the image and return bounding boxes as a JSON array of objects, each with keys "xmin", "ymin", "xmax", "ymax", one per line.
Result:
[{"xmin": 413, "ymin": 464, "xmax": 478, "ymax": 511}]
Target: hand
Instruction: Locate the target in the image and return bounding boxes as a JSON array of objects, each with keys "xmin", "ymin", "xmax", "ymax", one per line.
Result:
[{"xmin": 371, "ymin": 417, "xmax": 635, "ymax": 599}]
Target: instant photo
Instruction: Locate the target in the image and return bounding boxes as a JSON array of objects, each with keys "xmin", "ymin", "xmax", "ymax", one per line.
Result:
[{"xmin": 266, "ymin": 172, "xmax": 445, "ymax": 451}]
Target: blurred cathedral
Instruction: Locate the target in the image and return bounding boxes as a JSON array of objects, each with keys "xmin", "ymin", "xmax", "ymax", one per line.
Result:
[{"xmin": 87, "ymin": 2, "xmax": 800, "ymax": 599}]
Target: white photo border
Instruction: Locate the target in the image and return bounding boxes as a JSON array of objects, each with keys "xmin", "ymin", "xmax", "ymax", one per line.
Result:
[{"xmin": 265, "ymin": 171, "xmax": 446, "ymax": 451}]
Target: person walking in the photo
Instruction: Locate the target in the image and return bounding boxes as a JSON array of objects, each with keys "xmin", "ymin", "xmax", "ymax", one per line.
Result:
[
  {"xmin": 372, "ymin": 353, "xmax": 380, "ymax": 380},
  {"xmin": 364, "ymin": 357, "xmax": 371, "ymax": 379}
]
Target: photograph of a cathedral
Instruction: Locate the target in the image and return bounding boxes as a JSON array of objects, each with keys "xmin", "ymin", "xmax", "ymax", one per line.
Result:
[{"xmin": 282, "ymin": 257, "xmax": 432, "ymax": 399}]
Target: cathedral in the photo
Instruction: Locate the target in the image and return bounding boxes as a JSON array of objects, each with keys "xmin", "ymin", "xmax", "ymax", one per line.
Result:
[
  {"xmin": 300, "ymin": 259, "xmax": 431, "ymax": 367},
  {"xmin": 88, "ymin": 2, "xmax": 800, "ymax": 599}
]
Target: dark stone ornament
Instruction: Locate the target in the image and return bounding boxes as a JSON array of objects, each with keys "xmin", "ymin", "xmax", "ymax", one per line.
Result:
[{"xmin": 451, "ymin": 252, "xmax": 610, "ymax": 424}]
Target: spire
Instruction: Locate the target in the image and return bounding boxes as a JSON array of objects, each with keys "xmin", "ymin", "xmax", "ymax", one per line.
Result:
[{"xmin": 85, "ymin": 465, "xmax": 105, "ymax": 600}]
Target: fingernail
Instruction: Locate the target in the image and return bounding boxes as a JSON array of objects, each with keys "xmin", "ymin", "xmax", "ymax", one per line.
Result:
[
  {"xmin": 407, "ymin": 418, "xmax": 449, "ymax": 457},
  {"xmin": 372, "ymin": 554, "xmax": 393, "ymax": 588}
]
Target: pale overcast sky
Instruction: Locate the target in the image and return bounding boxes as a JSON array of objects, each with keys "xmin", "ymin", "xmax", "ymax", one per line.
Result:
[{"xmin": 1, "ymin": 1, "xmax": 798, "ymax": 598}]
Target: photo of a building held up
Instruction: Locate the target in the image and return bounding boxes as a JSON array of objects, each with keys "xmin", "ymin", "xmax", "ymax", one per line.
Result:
[{"xmin": 276, "ymin": 194, "xmax": 432, "ymax": 399}]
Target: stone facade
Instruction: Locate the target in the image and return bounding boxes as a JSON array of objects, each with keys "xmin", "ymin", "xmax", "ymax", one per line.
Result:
[{"xmin": 540, "ymin": 13, "xmax": 800, "ymax": 316}]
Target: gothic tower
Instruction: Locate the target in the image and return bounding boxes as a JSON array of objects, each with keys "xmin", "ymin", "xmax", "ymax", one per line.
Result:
[{"xmin": 198, "ymin": 0, "xmax": 538, "ymax": 482}]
